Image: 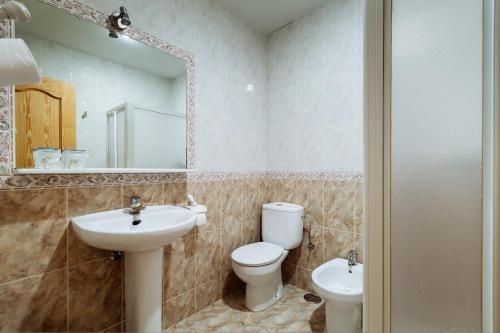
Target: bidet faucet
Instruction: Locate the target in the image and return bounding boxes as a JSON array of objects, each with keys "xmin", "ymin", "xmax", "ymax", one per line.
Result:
[{"xmin": 347, "ymin": 250, "xmax": 358, "ymax": 273}]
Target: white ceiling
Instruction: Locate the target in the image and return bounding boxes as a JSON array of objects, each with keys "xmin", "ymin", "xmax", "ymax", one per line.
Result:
[
  {"xmin": 216, "ymin": 0, "xmax": 328, "ymax": 35},
  {"xmin": 17, "ymin": 0, "xmax": 186, "ymax": 79}
]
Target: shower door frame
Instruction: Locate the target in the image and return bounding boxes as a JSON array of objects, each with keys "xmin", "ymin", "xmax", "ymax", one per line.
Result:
[
  {"xmin": 490, "ymin": 0, "xmax": 500, "ymax": 330},
  {"xmin": 365, "ymin": 0, "xmax": 500, "ymax": 332},
  {"xmin": 363, "ymin": 0, "xmax": 391, "ymax": 332}
]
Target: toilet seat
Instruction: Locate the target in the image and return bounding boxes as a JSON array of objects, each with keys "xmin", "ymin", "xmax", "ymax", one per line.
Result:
[{"xmin": 231, "ymin": 242, "xmax": 284, "ymax": 267}]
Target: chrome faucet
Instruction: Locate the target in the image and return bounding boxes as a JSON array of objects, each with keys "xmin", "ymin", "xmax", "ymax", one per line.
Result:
[
  {"xmin": 347, "ymin": 250, "xmax": 358, "ymax": 273},
  {"xmin": 128, "ymin": 196, "xmax": 145, "ymax": 225}
]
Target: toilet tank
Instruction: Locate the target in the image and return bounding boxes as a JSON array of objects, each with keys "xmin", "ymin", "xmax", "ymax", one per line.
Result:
[{"xmin": 262, "ymin": 202, "xmax": 304, "ymax": 250}]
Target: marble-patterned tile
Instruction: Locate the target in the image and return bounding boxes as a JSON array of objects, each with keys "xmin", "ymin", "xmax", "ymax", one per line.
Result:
[
  {"xmin": 164, "ymin": 234, "xmax": 196, "ymax": 300},
  {"xmin": 221, "ymin": 270, "xmax": 244, "ymax": 297},
  {"xmin": 163, "ymin": 290, "xmax": 196, "ymax": 330},
  {"xmin": 0, "ymin": 269, "xmax": 67, "ymax": 332},
  {"xmin": 219, "ymin": 180, "xmax": 242, "ymax": 227},
  {"xmin": 263, "ymin": 179, "xmax": 298, "ymax": 204},
  {"xmin": 101, "ymin": 321, "xmax": 123, "ymax": 332},
  {"xmin": 123, "ymin": 184, "xmax": 163, "ymax": 206},
  {"xmin": 354, "ymin": 181, "xmax": 364, "ymax": 234},
  {"xmin": 220, "ymin": 221, "xmax": 242, "ymax": 273},
  {"xmin": 195, "ymin": 279, "xmax": 221, "ymax": 312},
  {"xmin": 324, "ymin": 181, "xmax": 357, "ymax": 232},
  {"xmin": 241, "ymin": 179, "xmax": 260, "ymax": 221},
  {"xmin": 168, "ymin": 285, "xmax": 324, "ymax": 333},
  {"xmin": 295, "ymin": 266, "xmax": 313, "ymax": 292},
  {"xmin": 168, "ymin": 302, "xmax": 250, "ymax": 332},
  {"xmin": 68, "ymin": 258, "xmax": 122, "ymax": 332},
  {"xmin": 282, "ymin": 262, "xmax": 297, "ymax": 286},
  {"xmin": 194, "ymin": 181, "xmax": 222, "ymax": 234},
  {"xmin": 324, "ymin": 228, "xmax": 355, "ymax": 262},
  {"xmin": 195, "ymin": 230, "xmax": 221, "ymax": 286},
  {"xmin": 354, "ymin": 233, "xmax": 363, "ymax": 263},
  {"xmin": 164, "ymin": 182, "xmax": 188, "ymax": 206},
  {"xmin": 297, "ymin": 180, "xmax": 324, "ymax": 227},
  {"xmin": 296, "ymin": 225, "xmax": 324, "ymax": 270},
  {"xmin": 67, "ymin": 186, "xmax": 122, "ymax": 266},
  {"xmin": 0, "ymin": 189, "xmax": 67, "ymax": 284},
  {"xmin": 241, "ymin": 219, "xmax": 261, "ymax": 245}
]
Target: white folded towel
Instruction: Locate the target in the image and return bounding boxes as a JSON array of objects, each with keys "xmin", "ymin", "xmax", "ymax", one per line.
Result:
[{"xmin": 0, "ymin": 38, "xmax": 40, "ymax": 86}]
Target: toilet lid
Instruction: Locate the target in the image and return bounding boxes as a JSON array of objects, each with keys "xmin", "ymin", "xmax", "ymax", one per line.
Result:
[{"xmin": 231, "ymin": 242, "xmax": 284, "ymax": 267}]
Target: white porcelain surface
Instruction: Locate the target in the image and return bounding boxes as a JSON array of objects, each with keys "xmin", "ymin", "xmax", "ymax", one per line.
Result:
[
  {"xmin": 231, "ymin": 242, "xmax": 284, "ymax": 266},
  {"xmin": 72, "ymin": 205, "xmax": 195, "ymax": 333},
  {"xmin": 72, "ymin": 205, "xmax": 196, "ymax": 252},
  {"xmin": 232, "ymin": 202, "xmax": 304, "ymax": 312},
  {"xmin": 312, "ymin": 258, "xmax": 363, "ymax": 333},
  {"xmin": 232, "ymin": 250, "xmax": 288, "ymax": 312},
  {"xmin": 262, "ymin": 203, "xmax": 304, "ymax": 250}
]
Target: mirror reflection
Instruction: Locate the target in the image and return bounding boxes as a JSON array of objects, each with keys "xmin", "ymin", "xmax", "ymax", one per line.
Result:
[{"xmin": 15, "ymin": 0, "xmax": 188, "ymax": 170}]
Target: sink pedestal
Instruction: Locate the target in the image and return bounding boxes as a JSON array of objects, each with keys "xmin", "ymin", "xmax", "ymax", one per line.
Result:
[{"xmin": 125, "ymin": 248, "xmax": 163, "ymax": 332}]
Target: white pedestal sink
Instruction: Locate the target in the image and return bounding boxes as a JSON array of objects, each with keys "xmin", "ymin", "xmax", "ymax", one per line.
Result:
[{"xmin": 72, "ymin": 205, "xmax": 196, "ymax": 333}]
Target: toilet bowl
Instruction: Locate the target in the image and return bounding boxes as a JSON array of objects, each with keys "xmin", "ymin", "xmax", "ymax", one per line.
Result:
[
  {"xmin": 231, "ymin": 242, "xmax": 288, "ymax": 311},
  {"xmin": 312, "ymin": 258, "xmax": 363, "ymax": 333},
  {"xmin": 231, "ymin": 202, "xmax": 303, "ymax": 312}
]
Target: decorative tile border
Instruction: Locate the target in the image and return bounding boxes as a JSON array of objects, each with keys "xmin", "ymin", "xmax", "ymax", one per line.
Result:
[
  {"xmin": 0, "ymin": 1, "xmax": 13, "ymax": 174},
  {"xmin": 0, "ymin": 172, "xmax": 188, "ymax": 189},
  {"xmin": 264, "ymin": 171, "xmax": 363, "ymax": 181},
  {"xmin": 0, "ymin": 0, "xmax": 195, "ymax": 175},
  {"xmin": 0, "ymin": 171, "xmax": 363, "ymax": 189},
  {"xmin": 187, "ymin": 171, "xmax": 363, "ymax": 182}
]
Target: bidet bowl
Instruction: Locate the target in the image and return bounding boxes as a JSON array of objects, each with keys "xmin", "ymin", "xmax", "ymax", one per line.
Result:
[{"xmin": 312, "ymin": 258, "xmax": 363, "ymax": 305}]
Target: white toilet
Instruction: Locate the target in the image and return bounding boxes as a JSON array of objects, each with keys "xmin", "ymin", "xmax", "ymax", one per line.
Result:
[
  {"xmin": 231, "ymin": 202, "xmax": 303, "ymax": 311},
  {"xmin": 312, "ymin": 258, "xmax": 363, "ymax": 333}
]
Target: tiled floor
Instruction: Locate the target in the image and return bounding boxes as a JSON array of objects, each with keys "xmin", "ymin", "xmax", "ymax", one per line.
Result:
[{"xmin": 165, "ymin": 285, "xmax": 325, "ymax": 333}]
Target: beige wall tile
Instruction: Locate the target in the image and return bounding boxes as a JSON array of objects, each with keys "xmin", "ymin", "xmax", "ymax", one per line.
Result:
[
  {"xmin": 241, "ymin": 179, "xmax": 260, "ymax": 221},
  {"xmin": 195, "ymin": 230, "xmax": 221, "ymax": 286},
  {"xmin": 297, "ymin": 180, "xmax": 324, "ymax": 227},
  {"xmin": 354, "ymin": 181, "xmax": 364, "ymax": 234},
  {"xmin": 195, "ymin": 279, "xmax": 220, "ymax": 312},
  {"xmin": 164, "ymin": 182, "xmax": 188, "ymax": 206},
  {"xmin": 220, "ymin": 221, "xmax": 242, "ymax": 273},
  {"xmin": 68, "ymin": 258, "xmax": 122, "ymax": 332},
  {"xmin": 0, "ymin": 189, "xmax": 67, "ymax": 284},
  {"xmin": 123, "ymin": 184, "xmax": 163, "ymax": 206},
  {"xmin": 67, "ymin": 186, "xmax": 122, "ymax": 266},
  {"xmin": 295, "ymin": 266, "xmax": 313, "ymax": 292},
  {"xmin": 324, "ymin": 228, "xmax": 354, "ymax": 262},
  {"xmin": 0, "ymin": 269, "xmax": 67, "ymax": 332},
  {"xmin": 264, "ymin": 179, "xmax": 299, "ymax": 204},
  {"xmin": 220, "ymin": 180, "xmax": 242, "ymax": 226},
  {"xmin": 282, "ymin": 262, "xmax": 297, "ymax": 285},
  {"xmin": 164, "ymin": 234, "xmax": 196, "ymax": 300},
  {"xmin": 296, "ymin": 225, "xmax": 324, "ymax": 270},
  {"xmin": 221, "ymin": 270, "xmax": 244, "ymax": 296},
  {"xmin": 324, "ymin": 181, "xmax": 356, "ymax": 232},
  {"xmin": 194, "ymin": 182, "xmax": 221, "ymax": 234},
  {"xmin": 241, "ymin": 219, "xmax": 261, "ymax": 245},
  {"xmin": 354, "ymin": 233, "xmax": 363, "ymax": 263},
  {"xmin": 101, "ymin": 321, "xmax": 123, "ymax": 332},
  {"xmin": 163, "ymin": 290, "xmax": 196, "ymax": 330}
]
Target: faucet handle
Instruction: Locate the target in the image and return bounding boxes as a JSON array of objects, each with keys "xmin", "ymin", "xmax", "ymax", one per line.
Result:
[{"xmin": 130, "ymin": 196, "xmax": 142, "ymax": 208}]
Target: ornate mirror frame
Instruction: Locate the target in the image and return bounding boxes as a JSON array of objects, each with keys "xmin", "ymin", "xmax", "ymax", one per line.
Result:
[{"xmin": 0, "ymin": 0, "xmax": 195, "ymax": 176}]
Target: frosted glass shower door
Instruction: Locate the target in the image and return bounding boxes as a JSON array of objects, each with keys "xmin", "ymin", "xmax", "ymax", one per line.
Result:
[{"xmin": 391, "ymin": 0, "xmax": 483, "ymax": 332}]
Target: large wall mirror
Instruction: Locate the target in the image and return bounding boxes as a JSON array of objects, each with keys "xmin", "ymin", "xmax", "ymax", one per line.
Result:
[{"xmin": 13, "ymin": 0, "xmax": 194, "ymax": 172}]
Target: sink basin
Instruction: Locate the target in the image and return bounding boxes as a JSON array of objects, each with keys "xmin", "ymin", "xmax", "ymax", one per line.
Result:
[
  {"xmin": 71, "ymin": 204, "xmax": 197, "ymax": 333},
  {"xmin": 72, "ymin": 205, "xmax": 196, "ymax": 252}
]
